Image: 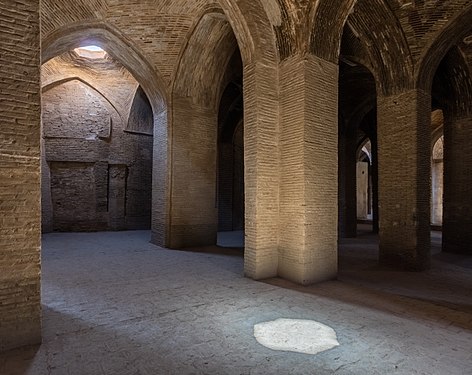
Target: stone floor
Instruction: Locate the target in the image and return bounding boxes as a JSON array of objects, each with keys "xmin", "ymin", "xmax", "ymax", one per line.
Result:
[{"xmin": 1, "ymin": 227, "xmax": 471, "ymax": 374}]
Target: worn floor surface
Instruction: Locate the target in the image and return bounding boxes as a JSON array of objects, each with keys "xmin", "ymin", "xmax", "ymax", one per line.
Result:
[{"xmin": 1, "ymin": 228, "xmax": 471, "ymax": 374}]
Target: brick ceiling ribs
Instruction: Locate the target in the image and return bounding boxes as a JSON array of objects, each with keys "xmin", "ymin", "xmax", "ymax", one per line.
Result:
[
  {"xmin": 173, "ymin": 12, "xmax": 238, "ymax": 110},
  {"xmin": 433, "ymin": 45, "xmax": 472, "ymax": 118},
  {"xmin": 39, "ymin": 0, "xmax": 472, "ymax": 108}
]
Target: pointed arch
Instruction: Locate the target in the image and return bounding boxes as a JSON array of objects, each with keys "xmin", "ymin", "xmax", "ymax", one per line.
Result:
[
  {"xmin": 173, "ymin": 11, "xmax": 238, "ymax": 110},
  {"xmin": 416, "ymin": 4, "xmax": 472, "ymax": 92},
  {"xmin": 310, "ymin": 0, "xmax": 358, "ymax": 62},
  {"xmin": 216, "ymin": 0, "xmax": 279, "ymax": 65},
  {"xmin": 346, "ymin": 0, "xmax": 414, "ymax": 95},
  {"xmin": 41, "ymin": 21, "xmax": 168, "ymax": 115},
  {"xmin": 42, "ymin": 76, "xmax": 121, "ymax": 120},
  {"xmin": 432, "ymin": 46, "xmax": 472, "ymax": 117},
  {"xmin": 41, "ymin": 20, "xmax": 171, "ymax": 247}
]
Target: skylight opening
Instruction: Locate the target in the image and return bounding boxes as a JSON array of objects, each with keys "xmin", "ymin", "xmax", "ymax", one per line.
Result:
[{"xmin": 74, "ymin": 45, "xmax": 107, "ymax": 60}]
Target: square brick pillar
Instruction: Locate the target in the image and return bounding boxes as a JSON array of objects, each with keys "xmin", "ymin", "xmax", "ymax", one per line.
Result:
[
  {"xmin": 151, "ymin": 110, "xmax": 170, "ymax": 247},
  {"xmin": 0, "ymin": 0, "xmax": 41, "ymax": 351},
  {"xmin": 165, "ymin": 100, "xmax": 218, "ymax": 248},
  {"xmin": 338, "ymin": 122, "xmax": 358, "ymax": 238},
  {"xmin": 377, "ymin": 89, "xmax": 431, "ymax": 270},
  {"xmin": 443, "ymin": 114, "xmax": 472, "ymax": 254},
  {"xmin": 243, "ymin": 62, "xmax": 280, "ymax": 280},
  {"xmin": 277, "ymin": 55, "xmax": 338, "ymax": 285}
]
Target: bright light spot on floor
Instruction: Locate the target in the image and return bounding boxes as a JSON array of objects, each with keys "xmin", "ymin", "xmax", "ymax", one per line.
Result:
[
  {"xmin": 74, "ymin": 45, "xmax": 107, "ymax": 59},
  {"xmin": 254, "ymin": 318, "xmax": 339, "ymax": 355}
]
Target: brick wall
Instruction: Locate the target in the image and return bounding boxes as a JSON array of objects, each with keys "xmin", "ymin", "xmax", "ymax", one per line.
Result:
[
  {"xmin": 41, "ymin": 52, "xmax": 153, "ymax": 232},
  {"xmin": 43, "ymin": 80, "xmax": 111, "ymax": 139},
  {"xmin": 0, "ymin": 0, "xmax": 41, "ymax": 351}
]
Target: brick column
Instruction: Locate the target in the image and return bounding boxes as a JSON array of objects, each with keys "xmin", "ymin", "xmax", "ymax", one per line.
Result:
[
  {"xmin": 371, "ymin": 133, "xmax": 380, "ymax": 233},
  {"xmin": 217, "ymin": 142, "xmax": 234, "ymax": 231},
  {"xmin": 0, "ymin": 0, "xmax": 41, "ymax": 351},
  {"xmin": 338, "ymin": 122, "xmax": 357, "ymax": 238},
  {"xmin": 151, "ymin": 110, "xmax": 170, "ymax": 246},
  {"xmin": 278, "ymin": 55, "xmax": 338, "ymax": 285},
  {"xmin": 166, "ymin": 99, "xmax": 218, "ymax": 248},
  {"xmin": 377, "ymin": 90, "xmax": 431, "ymax": 270},
  {"xmin": 243, "ymin": 61, "xmax": 280, "ymax": 280},
  {"xmin": 443, "ymin": 113, "xmax": 472, "ymax": 254},
  {"xmin": 41, "ymin": 137, "xmax": 53, "ymax": 233}
]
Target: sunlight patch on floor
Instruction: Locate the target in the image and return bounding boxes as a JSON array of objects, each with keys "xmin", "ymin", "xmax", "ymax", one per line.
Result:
[{"xmin": 254, "ymin": 318, "xmax": 339, "ymax": 355}]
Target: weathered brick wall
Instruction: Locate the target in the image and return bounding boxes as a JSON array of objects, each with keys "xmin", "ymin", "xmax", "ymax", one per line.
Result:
[
  {"xmin": 41, "ymin": 52, "xmax": 152, "ymax": 232},
  {"xmin": 108, "ymin": 164, "xmax": 127, "ymax": 230},
  {"xmin": 49, "ymin": 161, "xmax": 107, "ymax": 231},
  {"xmin": 0, "ymin": 0, "xmax": 41, "ymax": 351},
  {"xmin": 43, "ymin": 80, "xmax": 111, "ymax": 139}
]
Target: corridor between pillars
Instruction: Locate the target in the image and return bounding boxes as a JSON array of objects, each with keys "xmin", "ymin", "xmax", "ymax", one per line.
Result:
[
  {"xmin": 377, "ymin": 89, "xmax": 431, "ymax": 270},
  {"xmin": 278, "ymin": 55, "xmax": 339, "ymax": 285}
]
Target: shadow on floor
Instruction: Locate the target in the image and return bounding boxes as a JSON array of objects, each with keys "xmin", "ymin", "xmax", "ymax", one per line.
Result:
[
  {"xmin": 0, "ymin": 345, "xmax": 40, "ymax": 375},
  {"xmin": 264, "ymin": 228, "xmax": 472, "ymax": 332}
]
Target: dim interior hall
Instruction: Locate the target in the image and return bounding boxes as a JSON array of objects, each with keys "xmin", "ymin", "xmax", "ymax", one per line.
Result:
[{"xmin": 1, "ymin": 1, "xmax": 472, "ymax": 374}]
